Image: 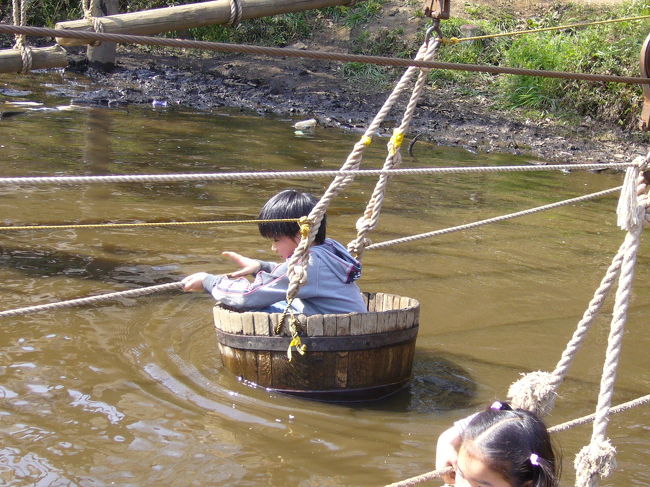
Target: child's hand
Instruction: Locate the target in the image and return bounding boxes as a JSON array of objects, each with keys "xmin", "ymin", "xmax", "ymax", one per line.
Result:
[
  {"xmin": 181, "ymin": 272, "xmax": 208, "ymax": 292},
  {"xmin": 222, "ymin": 251, "xmax": 261, "ymax": 277},
  {"xmin": 435, "ymin": 425, "xmax": 461, "ymax": 485}
]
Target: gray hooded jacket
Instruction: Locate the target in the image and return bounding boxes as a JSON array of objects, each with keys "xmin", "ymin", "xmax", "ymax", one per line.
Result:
[{"xmin": 202, "ymin": 238, "xmax": 366, "ymax": 315}]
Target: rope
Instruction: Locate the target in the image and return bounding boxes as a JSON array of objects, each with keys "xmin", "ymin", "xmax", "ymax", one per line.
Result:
[
  {"xmin": 81, "ymin": 0, "xmax": 105, "ymax": 47},
  {"xmin": 0, "ymin": 217, "xmax": 304, "ymax": 232},
  {"xmin": 0, "ymin": 282, "xmax": 183, "ymax": 318},
  {"xmin": 388, "ymin": 394, "xmax": 650, "ymax": 487},
  {"xmin": 384, "ymin": 466, "xmax": 452, "ymax": 487},
  {"xmin": 3, "ymin": 24, "xmax": 650, "ymax": 85},
  {"xmin": 508, "ymin": 240, "xmax": 626, "ymax": 416},
  {"xmin": 441, "ymin": 14, "xmax": 650, "ymax": 44},
  {"xmin": 348, "ymin": 35, "xmax": 441, "ymax": 258},
  {"xmin": 11, "ymin": 0, "xmax": 32, "ymax": 73},
  {"xmin": 283, "ymin": 34, "xmax": 439, "ymax": 305},
  {"xmin": 365, "ymin": 186, "xmax": 621, "ymax": 250},
  {"xmin": 548, "ymin": 394, "xmax": 650, "ymax": 434},
  {"xmin": 227, "ymin": 0, "xmax": 242, "ymax": 27},
  {"xmin": 507, "ymin": 155, "xmax": 650, "ymax": 417},
  {"xmin": 0, "ymin": 163, "xmax": 635, "ymax": 186}
]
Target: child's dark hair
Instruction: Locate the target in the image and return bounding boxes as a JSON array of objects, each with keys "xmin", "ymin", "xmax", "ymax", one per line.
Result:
[
  {"xmin": 461, "ymin": 402, "xmax": 559, "ymax": 487},
  {"xmin": 258, "ymin": 190, "xmax": 326, "ymax": 245}
]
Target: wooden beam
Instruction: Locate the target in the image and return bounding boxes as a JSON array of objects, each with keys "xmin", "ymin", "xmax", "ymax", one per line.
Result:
[
  {"xmin": 55, "ymin": 0, "xmax": 355, "ymax": 47},
  {"xmin": 0, "ymin": 45, "xmax": 68, "ymax": 73}
]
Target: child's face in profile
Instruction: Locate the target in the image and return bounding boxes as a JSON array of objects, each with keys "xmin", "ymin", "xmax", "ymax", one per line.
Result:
[
  {"xmin": 270, "ymin": 235, "xmax": 300, "ymax": 260},
  {"xmin": 454, "ymin": 444, "xmax": 512, "ymax": 487}
]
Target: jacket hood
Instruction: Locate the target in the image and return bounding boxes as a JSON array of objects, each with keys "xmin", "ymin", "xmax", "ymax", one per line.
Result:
[{"xmin": 311, "ymin": 238, "xmax": 362, "ymax": 284}]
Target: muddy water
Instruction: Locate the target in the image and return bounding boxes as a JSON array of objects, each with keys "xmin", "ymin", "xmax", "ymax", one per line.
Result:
[{"xmin": 1, "ymin": 72, "xmax": 649, "ymax": 486}]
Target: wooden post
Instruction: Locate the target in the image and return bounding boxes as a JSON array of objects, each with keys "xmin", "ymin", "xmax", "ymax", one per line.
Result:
[
  {"xmin": 639, "ymin": 32, "xmax": 650, "ymax": 131},
  {"xmin": 86, "ymin": 0, "xmax": 120, "ymax": 70},
  {"xmin": 55, "ymin": 0, "xmax": 356, "ymax": 47},
  {"xmin": 0, "ymin": 45, "xmax": 68, "ymax": 73}
]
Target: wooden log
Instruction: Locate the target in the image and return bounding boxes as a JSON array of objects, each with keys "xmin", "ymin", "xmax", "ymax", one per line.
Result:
[
  {"xmin": 55, "ymin": 0, "xmax": 355, "ymax": 47},
  {"xmin": 86, "ymin": 0, "xmax": 120, "ymax": 70},
  {"xmin": 0, "ymin": 46, "xmax": 68, "ymax": 73}
]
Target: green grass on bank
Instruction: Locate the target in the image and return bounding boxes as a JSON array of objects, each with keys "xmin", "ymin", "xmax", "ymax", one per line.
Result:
[{"xmin": 1, "ymin": 0, "xmax": 649, "ymax": 129}]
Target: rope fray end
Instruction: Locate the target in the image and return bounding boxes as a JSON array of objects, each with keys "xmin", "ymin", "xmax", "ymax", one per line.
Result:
[
  {"xmin": 617, "ymin": 154, "xmax": 649, "ymax": 231},
  {"xmin": 574, "ymin": 439, "xmax": 617, "ymax": 486},
  {"xmin": 507, "ymin": 370, "xmax": 558, "ymax": 417}
]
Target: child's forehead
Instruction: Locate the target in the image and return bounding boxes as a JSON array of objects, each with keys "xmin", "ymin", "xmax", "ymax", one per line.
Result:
[{"xmin": 457, "ymin": 444, "xmax": 511, "ymax": 487}]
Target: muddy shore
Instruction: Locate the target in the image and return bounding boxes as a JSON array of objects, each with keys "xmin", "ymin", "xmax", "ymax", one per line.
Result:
[{"xmin": 70, "ymin": 47, "xmax": 648, "ymax": 166}]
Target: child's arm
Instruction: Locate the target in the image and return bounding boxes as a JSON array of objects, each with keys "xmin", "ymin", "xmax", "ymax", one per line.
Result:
[
  {"xmin": 221, "ymin": 251, "xmax": 263, "ymax": 277},
  {"xmin": 435, "ymin": 425, "xmax": 462, "ymax": 484}
]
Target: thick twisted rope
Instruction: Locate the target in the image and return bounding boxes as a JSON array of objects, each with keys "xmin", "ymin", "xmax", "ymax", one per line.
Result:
[
  {"xmin": 508, "ymin": 241, "xmax": 625, "ymax": 415},
  {"xmin": 283, "ymin": 35, "xmax": 436, "ymax": 304},
  {"xmin": 0, "ymin": 282, "xmax": 183, "ymax": 318},
  {"xmin": 365, "ymin": 186, "xmax": 621, "ymax": 250},
  {"xmin": 11, "ymin": 0, "xmax": 32, "ymax": 73},
  {"xmin": 0, "ymin": 163, "xmax": 635, "ymax": 186},
  {"xmin": 3, "ymin": 24, "xmax": 650, "ymax": 85},
  {"xmin": 573, "ymin": 162, "xmax": 648, "ymax": 486},
  {"xmin": 227, "ymin": 0, "xmax": 242, "ymax": 27},
  {"xmin": 348, "ymin": 37, "xmax": 441, "ymax": 258},
  {"xmin": 508, "ymin": 155, "xmax": 650, "ymax": 416}
]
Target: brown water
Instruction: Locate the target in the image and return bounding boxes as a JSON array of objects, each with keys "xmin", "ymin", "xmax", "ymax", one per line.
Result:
[{"xmin": 1, "ymin": 72, "xmax": 649, "ymax": 486}]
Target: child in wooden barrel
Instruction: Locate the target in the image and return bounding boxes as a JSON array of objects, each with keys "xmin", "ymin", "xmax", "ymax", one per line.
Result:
[{"xmin": 182, "ymin": 189, "xmax": 367, "ymax": 315}]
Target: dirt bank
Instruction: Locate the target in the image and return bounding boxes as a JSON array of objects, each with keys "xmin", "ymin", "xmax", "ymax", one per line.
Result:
[{"xmin": 70, "ymin": 0, "xmax": 648, "ymax": 165}]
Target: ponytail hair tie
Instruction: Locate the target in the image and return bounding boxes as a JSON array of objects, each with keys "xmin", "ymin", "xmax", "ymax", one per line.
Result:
[
  {"xmin": 489, "ymin": 401, "xmax": 512, "ymax": 411},
  {"xmin": 530, "ymin": 453, "xmax": 540, "ymax": 466}
]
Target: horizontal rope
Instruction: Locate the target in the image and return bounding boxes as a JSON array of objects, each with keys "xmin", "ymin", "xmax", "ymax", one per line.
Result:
[
  {"xmin": 442, "ymin": 14, "xmax": 650, "ymax": 44},
  {"xmin": 0, "ymin": 163, "xmax": 634, "ymax": 186},
  {"xmin": 366, "ymin": 186, "xmax": 622, "ymax": 250},
  {"xmin": 1, "ymin": 24, "xmax": 650, "ymax": 85},
  {"xmin": 548, "ymin": 393, "xmax": 650, "ymax": 433},
  {"xmin": 0, "ymin": 282, "xmax": 183, "ymax": 318},
  {"xmin": 0, "ymin": 217, "xmax": 302, "ymax": 231}
]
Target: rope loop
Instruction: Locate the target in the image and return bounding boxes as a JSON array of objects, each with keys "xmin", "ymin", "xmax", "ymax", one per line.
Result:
[
  {"xmin": 227, "ymin": 0, "xmax": 243, "ymax": 27},
  {"xmin": 574, "ymin": 440, "xmax": 617, "ymax": 487}
]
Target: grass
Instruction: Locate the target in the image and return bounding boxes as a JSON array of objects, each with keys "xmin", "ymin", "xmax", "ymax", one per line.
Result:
[{"xmin": 428, "ymin": 0, "xmax": 650, "ymax": 129}]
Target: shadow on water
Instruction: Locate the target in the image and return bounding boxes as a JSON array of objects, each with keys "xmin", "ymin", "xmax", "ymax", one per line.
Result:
[{"xmin": 351, "ymin": 351, "xmax": 476, "ymax": 413}]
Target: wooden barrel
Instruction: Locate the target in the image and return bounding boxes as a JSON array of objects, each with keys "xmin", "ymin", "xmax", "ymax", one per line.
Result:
[{"xmin": 213, "ymin": 292, "xmax": 419, "ymax": 401}]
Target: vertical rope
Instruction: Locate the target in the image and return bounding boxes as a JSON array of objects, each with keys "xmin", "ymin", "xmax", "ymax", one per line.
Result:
[
  {"xmin": 573, "ymin": 173, "xmax": 647, "ymax": 486},
  {"xmin": 283, "ymin": 35, "xmax": 436, "ymax": 305},
  {"xmin": 227, "ymin": 0, "xmax": 243, "ymax": 27},
  {"xmin": 12, "ymin": 0, "xmax": 32, "ymax": 73},
  {"xmin": 348, "ymin": 37, "xmax": 441, "ymax": 258}
]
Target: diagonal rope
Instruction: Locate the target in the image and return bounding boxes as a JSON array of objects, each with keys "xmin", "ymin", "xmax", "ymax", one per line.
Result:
[{"xmin": 365, "ymin": 186, "xmax": 621, "ymax": 250}]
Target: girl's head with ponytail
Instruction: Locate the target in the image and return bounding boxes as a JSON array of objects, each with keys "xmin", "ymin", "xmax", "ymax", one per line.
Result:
[{"xmin": 454, "ymin": 403, "xmax": 559, "ymax": 487}]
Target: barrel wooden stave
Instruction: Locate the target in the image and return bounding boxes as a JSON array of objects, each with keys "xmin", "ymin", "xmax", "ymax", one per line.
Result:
[{"xmin": 214, "ymin": 292, "xmax": 419, "ymax": 401}]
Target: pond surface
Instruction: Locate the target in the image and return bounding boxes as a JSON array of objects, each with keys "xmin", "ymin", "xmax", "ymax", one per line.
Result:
[{"xmin": 1, "ymin": 71, "xmax": 649, "ymax": 486}]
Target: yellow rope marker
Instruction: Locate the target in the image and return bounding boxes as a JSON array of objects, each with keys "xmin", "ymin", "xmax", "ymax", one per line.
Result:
[
  {"xmin": 298, "ymin": 216, "xmax": 312, "ymax": 239},
  {"xmin": 440, "ymin": 14, "xmax": 650, "ymax": 44},
  {"xmin": 360, "ymin": 135, "xmax": 372, "ymax": 146},
  {"xmin": 0, "ymin": 217, "xmax": 303, "ymax": 232},
  {"xmin": 287, "ymin": 318, "xmax": 307, "ymax": 361},
  {"xmin": 388, "ymin": 128, "xmax": 405, "ymax": 156}
]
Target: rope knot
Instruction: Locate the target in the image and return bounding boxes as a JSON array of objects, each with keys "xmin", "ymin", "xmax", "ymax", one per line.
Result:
[
  {"xmin": 617, "ymin": 155, "xmax": 648, "ymax": 231},
  {"xmin": 574, "ymin": 439, "xmax": 617, "ymax": 487},
  {"xmin": 298, "ymin": 216, "xmax": 312, "ymax": 240},
  {"xmin": 359, "ymin": 135, "xmax": 373, "ymax": 147},
  {"xmin": 388, "ymin": 129, "xmax": 405, "ymax": 156},
  {"xmin": 507, "ymin": 370, "xmax": 558, "ymax": 416},
  {"xmin": 442, "ymin": 37, "xmax": 460, "ymax": 45}
]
